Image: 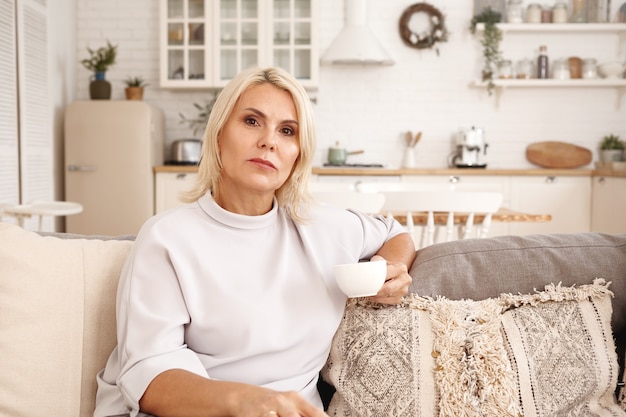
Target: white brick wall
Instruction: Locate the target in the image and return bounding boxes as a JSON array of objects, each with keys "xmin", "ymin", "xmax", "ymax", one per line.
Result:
[{"xmin": 75, "ymin": 0, "xmax": 626, "ymax": 169}]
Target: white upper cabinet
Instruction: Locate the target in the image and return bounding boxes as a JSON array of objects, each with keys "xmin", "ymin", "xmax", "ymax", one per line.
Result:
[{"xmin": 160, "ymin": 0, "xmax": 318, "ymax": 89}]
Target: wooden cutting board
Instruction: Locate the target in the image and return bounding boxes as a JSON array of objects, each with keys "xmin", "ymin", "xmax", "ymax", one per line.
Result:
[{"xmin": 526, "ymin": 141, "xmax": 592, "ymax": 168}]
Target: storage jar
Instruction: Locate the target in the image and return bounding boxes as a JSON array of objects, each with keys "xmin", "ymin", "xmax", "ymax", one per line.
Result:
[
  {"xmin": 526, "ymin": 3, "xmax": 542, "ymax": 22},
  {"xmin": 507, "ymin": 0, "xmax": 524, "ymax": 23},
  {"xmin": 498, "ymin": 59, "xmax": 514, "ymax": 78},
  {"xmin": 552, "ymin": 2, "xmax": 568, "ymax": 22},
  {"xmin": 552, "ymin": 59, "xmax": 570, "ymax": 79},
  {"xmin": 582, "ymin": 58, "xmax": 598, "ymax": 79}
]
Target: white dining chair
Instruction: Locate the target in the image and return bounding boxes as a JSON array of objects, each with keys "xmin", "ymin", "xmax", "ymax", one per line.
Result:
[{"xmin": 379, "ymin": 190, "xmax": 503, "ymax": 248}]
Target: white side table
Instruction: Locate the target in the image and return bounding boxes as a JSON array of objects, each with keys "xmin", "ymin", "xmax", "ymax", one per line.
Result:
[{"xmin": 1, "ymin": 201, "xmax": 83, "ymax": 230}]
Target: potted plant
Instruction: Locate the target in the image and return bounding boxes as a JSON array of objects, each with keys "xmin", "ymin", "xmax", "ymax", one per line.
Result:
[
  {"xmin": 81, "ymin": 40, "xmax": 117, "ymax": 100},
  {"xmin": 599, "ymin": 134, "xmax": 624, "ymax": 163},
  {"xmin": 178, "ymin": 91, "xmax": 221, "ymax": 137},
  {"xmin": 124, "ymin": 76, "xmax": 148, "ymax": 101},
  {"xmin": 470, "ymin": 8, "xmax": 503, "ymax": 96}
]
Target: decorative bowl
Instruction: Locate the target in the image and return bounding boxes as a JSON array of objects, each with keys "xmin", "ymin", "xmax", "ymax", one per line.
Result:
[{"xmin": 597, "ymin": 61, "xmax": 626, "ymax": 79}]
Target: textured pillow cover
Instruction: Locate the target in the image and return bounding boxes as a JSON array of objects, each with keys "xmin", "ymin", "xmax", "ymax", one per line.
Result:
[
  {"xmin": 323, "ymin": 279, "xmax": 624, "ymax": 417},
  {"xmin": 322, "ymin": 300, "xmax": 436, "ymax": 416}
]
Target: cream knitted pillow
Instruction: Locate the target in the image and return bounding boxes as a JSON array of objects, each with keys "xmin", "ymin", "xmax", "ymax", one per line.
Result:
[{"xmin": 323, "ymin": 279, "xmax": 624, "ymax": 417}]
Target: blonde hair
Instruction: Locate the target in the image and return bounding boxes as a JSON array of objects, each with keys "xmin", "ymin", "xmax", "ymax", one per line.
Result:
[{"xmin": 182, "ymin": 67, "xmax": 316, "ymax": 223}]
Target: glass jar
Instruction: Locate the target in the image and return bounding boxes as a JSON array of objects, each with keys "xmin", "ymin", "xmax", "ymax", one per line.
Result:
[
  {"xmin": 498, "ymin": 59, "xmax": 514, "ymax": 79},
  {"xmin": 552, "ymin": 2, "xmax": 568, "ymax": 23},
  {"xmin": 582, "ymin": 58, "xmax": 598, "ymax": 79},
  {"xmin": 570, "ymin": 0, "xmax": 587, "ymax": 22},
  {"xmin": 516, "ymin": 58, "xmax": 534, "ymax": 79},
  {"xmin": 507, "ymin": 0, "xmax": 524, "ymax": 23},
  {"xmin": 552, "ymin": 59, "xmax": 570, "ymax": 79},
  {"xmin": 526, "ymin": 3, "xmax": 542, "ymax": 23}
]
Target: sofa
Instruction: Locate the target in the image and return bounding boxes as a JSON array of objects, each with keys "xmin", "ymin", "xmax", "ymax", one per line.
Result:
[{"xmin": 1, "ymin": 221, "xmax": 625, "ymax": 416}]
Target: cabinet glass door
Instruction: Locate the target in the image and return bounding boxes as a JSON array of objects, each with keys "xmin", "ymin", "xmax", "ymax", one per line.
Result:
[
  {"xmin": 271, "ymin": 0, "xmax": 312, "ymax": 80},
  {"xmin": 165, "ymin": 0, "xmax": 208, "ymax": 83},
  {"xmin": 218, "ymin": 0, "xmax": 260, "ymax": 81}
]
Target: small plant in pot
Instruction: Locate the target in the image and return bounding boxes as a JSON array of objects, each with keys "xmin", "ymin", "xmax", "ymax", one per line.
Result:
[
  {"xmin": 599, "ymin": 134, "xmax": 625, "ymax": 163},
  {"xmin": 81, "ymin": 40, "xmax": 117, "ymax": 100},
  {"xmin": 124, "ymin": 76, "xmax": 148, "ymax": 101}
]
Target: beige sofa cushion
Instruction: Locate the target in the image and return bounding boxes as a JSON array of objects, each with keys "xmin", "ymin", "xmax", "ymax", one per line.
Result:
[{"xmin": 0, "ymin": 223, "xmax": 132, "ymax": 417}]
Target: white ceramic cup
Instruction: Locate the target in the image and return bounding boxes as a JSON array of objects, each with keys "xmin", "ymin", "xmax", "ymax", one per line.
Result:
[{"xmin": 333, "ymin": 260, "xmax": 387, "ymax": 297}]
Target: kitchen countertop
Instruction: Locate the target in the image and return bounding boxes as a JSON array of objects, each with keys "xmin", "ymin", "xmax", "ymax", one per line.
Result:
[
  {"xmin": 311, "ymin": 167, "xmax": 595, "ymax": 176},
  {"xmin": 153, "ymin": 166, "xmax": 625, "ymax": 177}
]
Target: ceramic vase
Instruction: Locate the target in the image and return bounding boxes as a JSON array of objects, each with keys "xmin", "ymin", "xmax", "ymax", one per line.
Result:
[{"xmin": 89, "ymin": 72, "xmax": 111, "ymax": 100}]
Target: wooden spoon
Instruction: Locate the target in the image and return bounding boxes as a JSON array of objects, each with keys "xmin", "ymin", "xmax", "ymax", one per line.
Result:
[{"xmin": 413, "ymin": 131, "xmax": 422, "ymax": 147}]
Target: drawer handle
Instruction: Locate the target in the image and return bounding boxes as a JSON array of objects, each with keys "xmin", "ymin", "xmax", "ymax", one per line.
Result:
[
  {"xmin": 67, "ymin": 164, "xmax": 94, "ymax": 172},
  {"xmin": 545, "ymin": 176, "xmax": 556, "ymax": 183},
  {"xmin": 176, "ymin": 173, "xmax": 187, "ymax": 180},
  {"xmin": 449, "ymin": 176, "xmax": 460, "ymax": 184}
]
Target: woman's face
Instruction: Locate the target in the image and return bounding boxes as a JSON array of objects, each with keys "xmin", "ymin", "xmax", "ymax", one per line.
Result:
[{"xmin": 217, "ymin": 83, "xmax": 300, "ymax": 200}]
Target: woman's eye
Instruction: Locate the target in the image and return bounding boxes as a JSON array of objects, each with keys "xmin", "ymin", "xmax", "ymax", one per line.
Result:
[
  {"xmin": 281, "ymin": 127, "xmax": 295, "ymax": 136},
  {"xmin": 245, "ymin": 117, "xmax": 259, "ymax": 126}
]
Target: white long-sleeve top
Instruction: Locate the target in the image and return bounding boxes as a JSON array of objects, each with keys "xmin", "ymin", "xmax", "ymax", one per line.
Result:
[{"xmin": 94, "ymin": 193, "xmax": 406, "ymax": 417}]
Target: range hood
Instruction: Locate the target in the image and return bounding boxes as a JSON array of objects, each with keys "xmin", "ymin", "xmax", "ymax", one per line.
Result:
[{"xmin": 321, "ymin": 0, "xmax": 394, "ymax": 66}]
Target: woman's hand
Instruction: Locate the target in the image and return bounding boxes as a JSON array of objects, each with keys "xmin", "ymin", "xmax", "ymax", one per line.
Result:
[
  {"xmin": 233, "ymin": 386, "xmax": 330, "ymax": 417},
  {"xmin": 367, "ymin": 232, "xmax": 416, "ymax": 304},
  {"xmin": 368, "ymin": 255, "xmax": 412, "ymax": 304}
]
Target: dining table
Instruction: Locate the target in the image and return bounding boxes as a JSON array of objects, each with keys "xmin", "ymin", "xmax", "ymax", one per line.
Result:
[{"xmin": 0, "ymin": 201, "xmax": 83, "ymax": 230}]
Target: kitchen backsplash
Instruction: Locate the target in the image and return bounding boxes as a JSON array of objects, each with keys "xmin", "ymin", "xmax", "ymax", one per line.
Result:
[{"xmin": 74, "ymin": 0, "xmax": 626, "ymax": 169}]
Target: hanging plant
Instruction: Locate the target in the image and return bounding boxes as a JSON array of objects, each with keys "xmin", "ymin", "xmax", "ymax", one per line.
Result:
[
  {"xmin": 470, "ymin": 8, "xmax": 503, "ymax": 95},
  {"xmin": 398, "ymin": 3, "xmax": 449, "ymax": 56}
]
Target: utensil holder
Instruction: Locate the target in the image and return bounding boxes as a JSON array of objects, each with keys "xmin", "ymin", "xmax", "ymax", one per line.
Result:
[{"xmin": 402, "ymin": 147, "xmax": 416, "ymax": 168}]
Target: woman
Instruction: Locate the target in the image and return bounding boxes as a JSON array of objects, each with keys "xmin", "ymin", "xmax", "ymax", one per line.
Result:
[{"xmin": 94, "ymin": 67, "xmax": 415, "ymax": 417}]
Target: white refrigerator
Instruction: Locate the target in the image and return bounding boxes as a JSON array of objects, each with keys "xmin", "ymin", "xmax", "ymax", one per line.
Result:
[{"xmin": 64, "ymin": 101, "xmax": 164, "ymax": 235}]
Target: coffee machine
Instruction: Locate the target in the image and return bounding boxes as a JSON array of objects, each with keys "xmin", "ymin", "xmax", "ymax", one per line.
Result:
[{"xmin": 449, "ymin": 126, "xmax": 488, "ymax": 168}]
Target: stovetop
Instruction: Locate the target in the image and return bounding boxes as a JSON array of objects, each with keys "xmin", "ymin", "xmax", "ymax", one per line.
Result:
[
  {"xmin": 322, "ymin": 163, "xmax": 385, "ymax": 168},
  {"xmin": 164, "ymin": 161, "xmax": 199, "ymax": 166}
]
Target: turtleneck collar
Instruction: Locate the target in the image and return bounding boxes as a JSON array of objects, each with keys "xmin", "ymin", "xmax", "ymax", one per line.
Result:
[{"xmin": 197, "ymin": 193, "xmax": 279, "ymax": 230}]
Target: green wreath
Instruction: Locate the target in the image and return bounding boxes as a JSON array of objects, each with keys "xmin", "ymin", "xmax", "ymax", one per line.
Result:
[{"xmin": 398, "ymin": 2, "xmax": 448, "ymax": 54}]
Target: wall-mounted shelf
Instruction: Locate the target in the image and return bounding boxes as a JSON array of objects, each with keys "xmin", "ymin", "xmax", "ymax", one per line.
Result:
[
  {"xmin": 473, "ymin": 79, "xmax": 626, "ymax": 87},
  {"xmin": 472, "ymin": 78, "xmax": 626, "ymax": 109},
  {"xmin": 472, "ymin": 22, "xmax": 626, "ymax": 108},
  {"xmin": 474, "ymin": 23, "xmax": 626, "ymax": 34}
]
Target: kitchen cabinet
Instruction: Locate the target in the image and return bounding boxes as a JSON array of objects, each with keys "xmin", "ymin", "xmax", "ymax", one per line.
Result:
[
  {"xmin": 155, "ymin": 172, "xmax": 198, "ymax": 213},
  {"xmin": 159, "ymin": 0, "xmax": 318, "ymax": 89},
  {"xmin": 0, "ymin": 0, "xmax": 54, "ymax": 231},
  {"xmin": 591, "ymin": 175, "xmax": 626, "ymax": 233},
  {"xmin": 508, "ymin": 175, "xmax": 591, "ymax": 235},
  {"xmin": 472, "ymin": 23, "xmax": 626, "ymax": 105}
]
